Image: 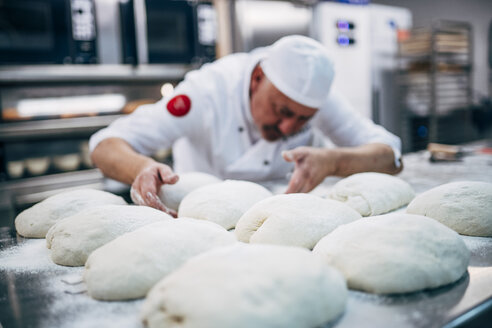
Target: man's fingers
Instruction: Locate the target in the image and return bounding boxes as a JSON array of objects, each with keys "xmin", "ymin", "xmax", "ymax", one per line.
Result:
[
  {"xmin": 158, "ymin": 167, "xmax": 179, "ymax": 185},
  {"xmin": 285, "ymin": 171, "xmax": 303, "ymax": 193},
  {"xmin": 282, "ymin": 150, "xmax": 295, "ymax": 162},
  {"xmin": 131, "ymin": 186, "xmax": 177, "ymax": 217},
  {"xmin": 298, "ymin": 183, "xmax": 313, "ymax": 194},
  {"xmin": 130, "ymin": 187, "xmax": 145, "ymax": 205},
  {"xmin": 282, "ymin": 148, "xmax": 307, "ymax": 163},
  {"xmin": 144, "ymin": 191, "xmax": 178, "ymax": 218}
]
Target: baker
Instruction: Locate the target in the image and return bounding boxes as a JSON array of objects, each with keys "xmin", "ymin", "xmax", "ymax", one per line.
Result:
[{"xmin": 89, "ymin": 35, "xmax": 403, "ymax": 216}]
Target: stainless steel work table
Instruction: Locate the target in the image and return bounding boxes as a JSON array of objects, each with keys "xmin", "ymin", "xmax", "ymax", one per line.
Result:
[{"xmin": 1, "ymin": 146, "xmax": 492, "ymax": 328}]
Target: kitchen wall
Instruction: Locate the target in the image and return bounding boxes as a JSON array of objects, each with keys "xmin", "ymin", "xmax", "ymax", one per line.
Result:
[{"xmin": 373, "ymin": 0, "xmax": 492, "ymax": 100}]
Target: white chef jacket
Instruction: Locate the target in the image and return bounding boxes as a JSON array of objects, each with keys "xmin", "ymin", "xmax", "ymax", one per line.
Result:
[{"xmin": 89, "ymin": 46, "xmax": 402, "ymax": 182}]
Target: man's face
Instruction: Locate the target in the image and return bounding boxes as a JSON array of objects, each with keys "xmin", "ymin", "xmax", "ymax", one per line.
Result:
[{"xmin": 250, "ymin": 65, "xmax": 318, "ymax": 142}]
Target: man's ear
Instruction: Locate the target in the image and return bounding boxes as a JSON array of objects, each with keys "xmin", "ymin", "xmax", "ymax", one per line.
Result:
[{"xmin": 250, "ymin": 64, "xmax": 264, "ymax": 94}]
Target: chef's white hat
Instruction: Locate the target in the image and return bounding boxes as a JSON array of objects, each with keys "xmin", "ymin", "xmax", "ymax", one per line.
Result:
[{"xmin": 261, "ymin": 35, "xmax": 334, "ymax": 108}]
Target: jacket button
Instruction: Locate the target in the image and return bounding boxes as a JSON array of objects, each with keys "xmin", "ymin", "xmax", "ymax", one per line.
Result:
[
  {"xmin": 238, "ymin": 126, "xmax": 244, "ymax": 132},
  {"xmin": 263, "ymin": 160, "xmax": 269, "ymax": 166}
]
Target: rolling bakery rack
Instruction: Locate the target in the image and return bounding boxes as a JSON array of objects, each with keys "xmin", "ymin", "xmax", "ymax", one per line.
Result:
[{"xmin": 397, "ymin": 20, "xmax": 476, "ymax": 152}]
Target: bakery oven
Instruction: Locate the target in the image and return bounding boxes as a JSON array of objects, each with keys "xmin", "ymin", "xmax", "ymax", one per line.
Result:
[
  {"xmin": 0, "ymin": 0, "xmax": 98, "ymax": 65},
  {"xmin": 0, "ymin": 73, "xmax": 179, "ymax": 227},
  {"xmin": 120, "ymin": 0, "xmax": 217, "ymax": 65}
]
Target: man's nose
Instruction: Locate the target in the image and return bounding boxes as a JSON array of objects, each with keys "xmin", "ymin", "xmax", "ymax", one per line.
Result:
[{"xmin": 277, "ymin": 118, "xmax": 298, "ymax": 136}]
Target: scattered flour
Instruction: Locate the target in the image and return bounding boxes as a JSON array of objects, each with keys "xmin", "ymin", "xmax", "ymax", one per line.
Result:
[
  {"xmin": 39, "ymin": 273, "xmax": 143, "ymax": 328},
  {"xmin": 0, "ymin": 239, "xmax": 72, "ymax": 274},
  {"xmin": 460, "ymin": 235, "xmax": 492, "ymax": 266},
  {"xmin": 1, "ymin": 238, "xmax": 143, "ymax": 328}
]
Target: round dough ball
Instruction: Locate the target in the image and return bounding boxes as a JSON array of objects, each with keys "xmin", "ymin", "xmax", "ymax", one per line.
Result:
[
  {"xmin": 52, "ymin": 154, "xmax": 81, "ymax": 172},
  {"xmin": 406, "ymin": 181, "xmax": 492, "ymax": 237},
  {"xmin": 15, "ymin": 189, "xmax": 127, "ymax": 238},
  {"xmin": 328, "ymin": 172, "xmax": 415, "ymax": 216},
  {"xmin": 83, "ymin": 218, "xmax": 236, "ymax": 301},
  {"xmin": 313, "ymin": 213, "xmax": 470, "ymax": 294},
  {"xmin": 178, "ymin": 180, "xmax": 273, "ymax": 230},
  {"xmin": 46, "ymin": 205, "xmax": 173, "ymax": 266},
  {"xmin": 141, "ymin": 243, "xmax": 347, "ymax": 328},
  {"xmin": 235, "ymin": 193, "xmax": 361, "ymax": 249},
  {"xmin": 158, "ymin": 172, "xmax": 221, "ymax": 211},
  {"xmin": 7, "ymin": 160, "xmax": 25, "ymax": 178},
  {"xmin": 25, "ymin": 157, "xmax": 50, "ymax": 176}
]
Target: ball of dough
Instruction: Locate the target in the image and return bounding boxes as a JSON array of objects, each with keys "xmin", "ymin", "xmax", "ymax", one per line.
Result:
[
  {"xmin": 46, "ymin": 205, "xmax": 173, "ymax": 266},
  {"xmin": 313, "ymin": 213, "xmax": 470, "ymax": 294},
  {"xmin": 83, "ymin": 218, "xmax": 236, "ymax": 301},
  {"xmin": 25, "ymin": 157, "xmax": 50, "ymax": 176},
  {"xmin": 15, "ymin": 189, "xmax": 127, "ymax": 238},
  {"xmin": 178, "ymin": 180, "xmax": 273, "ymax": 230},
  {"xmin": 235, "ymin": 193, "xmax": 361, "ymax": 249},
  {"xmin": 328, "ymin": 172, "xmax": 415, "ymax": 216},
  {"xmin": 406, "ymin": 181, "xmax": 492, "ymax": 237},
  {"xmin": 158, "ymin": 172, "xmax": 221, "ymax": 211},
  {"xmin": 7, "ymin": 160, "xmax": 24, "ymax": 178},
  {"xmin": 141, "ymin": 243, "xmax": 347, "ymax": 328},
  {"xmin": 52, "ymin": 154, "xmax": 81, "ymax": 172}
]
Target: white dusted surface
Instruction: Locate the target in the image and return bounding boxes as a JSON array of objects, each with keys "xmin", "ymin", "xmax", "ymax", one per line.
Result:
[
  {"xmin": 2, "ymin": 145, "xmax": 492, "ymax": 327},
  {"xmin": 1, "ymin": 228, "xmax": 491, "ymax": 328}
]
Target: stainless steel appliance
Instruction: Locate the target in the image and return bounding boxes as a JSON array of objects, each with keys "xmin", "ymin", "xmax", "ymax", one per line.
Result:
[
  {"xmin": 123, "ymin": 0, "xmax": 217, "ymax": 65},
  {"xmin": 0, "ymin": 0, "xmax": 98, "ymax": 64},
  {"xmin": 312, "ymin": 1, "xmax": 412, "ymax": 120},
  {"xmin": 232, "ymin": 0, "xmax": 312, "ymax": 53},
  {"xmin": 489, "ymin": 19, "xmax": 492, "ymax": 97}
]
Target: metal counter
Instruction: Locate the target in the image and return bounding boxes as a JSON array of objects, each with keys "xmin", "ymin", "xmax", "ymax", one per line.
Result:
[
  {"xmin": 1, "ymin": 146, "xmax": 492, "ymax": 328},
  {"xmin": 1, "ymin": 229, "xmax": 491, "ymax": 328}
]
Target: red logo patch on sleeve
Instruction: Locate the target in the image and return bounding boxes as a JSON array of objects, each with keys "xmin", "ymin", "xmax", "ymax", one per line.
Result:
[{"xmin": 166, "ymin": 95, "xmax": 191, "ymax": 117}]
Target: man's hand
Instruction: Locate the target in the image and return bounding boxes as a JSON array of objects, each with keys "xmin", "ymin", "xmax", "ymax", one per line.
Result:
[
  {"xmin": 130, "ymin": 163, "xmax": 179, "ymax": 217},
  {"xmin": 282, "ymin": 143, "xmax": 402, "ymax": 194},
  {"xmin": 282, "ymin": 147, "xmax": 336, "ymax": 194}
]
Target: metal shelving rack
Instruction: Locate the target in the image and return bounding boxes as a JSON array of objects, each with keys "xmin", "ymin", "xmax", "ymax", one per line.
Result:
[
  {"xmin": 0, "ymin": 64, "xmax": 191, "ymax": 227},
  {"xmin": 397, "ymin": 20, "xmax": 474, "ymax": 152}
]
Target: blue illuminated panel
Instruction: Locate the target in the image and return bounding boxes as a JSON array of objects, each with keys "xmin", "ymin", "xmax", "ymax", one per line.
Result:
[
  {"xmin": 337, "ymin": 34, "xmax": 355, "ymax": 46},
  {"xmin": 336, "ymin": 20, "xmax": 355, "ymax": 30},
  {"xmin": 337, "ymin": 20, "xmax": 350, "ymax": 30}
]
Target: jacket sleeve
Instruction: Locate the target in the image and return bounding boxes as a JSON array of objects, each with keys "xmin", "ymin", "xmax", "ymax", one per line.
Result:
[
  {"xmin": 89, "ymin": 80, "xmax": 212, "ymax": 157},
  {"xmin": 314, "ymin": 88, "xmax": 402, "ymax": 167}
]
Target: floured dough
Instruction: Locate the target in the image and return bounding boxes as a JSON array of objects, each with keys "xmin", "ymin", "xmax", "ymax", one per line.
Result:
[
  {"xmin": 83, "ymin": 218, "xmax": 236, "ymax": 301},
  {"xmin": 235, "ymin": 193, "xmax": 361, "ymax": 249},
  {"xmin": 178, "ymin": 180, "xmax": 273, "ymax": 229},
  {"xmin": 141, "ymin": 243, "xmax": 347, "ymax": 328},
  {"xmin": 158, "ymin": 172, "xmax": 221, "ymax": 211},
  {"xmin": 15, "ymin": 189, "xmax": 127, "ymax": 238},
  {"xmin": 406, "ymin": 181, "xmax": 492, "ymax": 237},
  {"xmin": 313, "ymin": 213, "xmax": 470, "ymax": 294},
  {"xmin": 328, "ymin": 172, "xmax": 415, "ymax": 216},
  {"xmin": 46, "ymin": 205, "xmax": 173, "ymax": 266}
]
